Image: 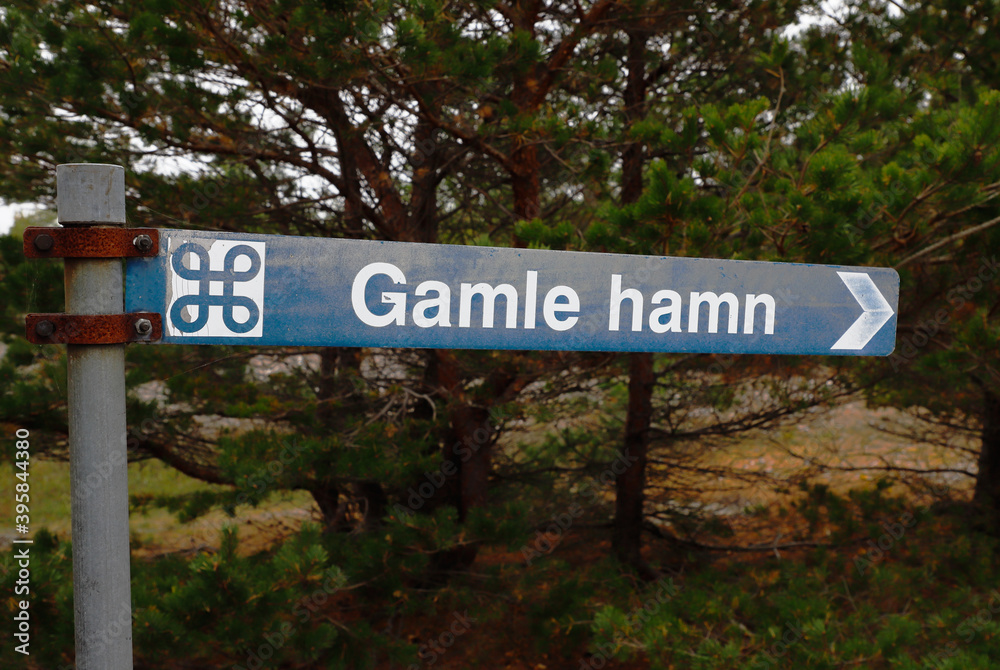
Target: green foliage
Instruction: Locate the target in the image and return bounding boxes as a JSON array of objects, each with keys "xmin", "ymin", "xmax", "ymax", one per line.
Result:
[
  {"xmin": 6, "ymin": 480, "xmax": 1000, "ymax": 668},
  {"xmin": 0, "ymin": 222, "xmax": 63, "ymax": 338},
  {"xmin": 4, "ymin": 1, "xmax": 1000, "ymax": 665},
  {"xmin": 0, "ymin": 523, "xmax": 406, "ymax": 668},
  {"xmin": 577, "ymin": 500, "xmax": 1000, "ymax": 669},
  {"xmin": 527, "ymin": 572, "xmax": 595, "ymax": 652},
  {"xmin": 131, "ymin": 488, "xmax": 242, "ymax": 523}
]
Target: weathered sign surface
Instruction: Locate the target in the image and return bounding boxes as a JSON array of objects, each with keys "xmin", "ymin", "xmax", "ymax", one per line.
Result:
[{"xmin": 124, "ymin": 229, "xmax": 898, "ymax": 355}]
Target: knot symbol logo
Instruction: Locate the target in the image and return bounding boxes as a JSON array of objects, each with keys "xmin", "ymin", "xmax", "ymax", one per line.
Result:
[{"xmin": 166, "ymin": 239, "xmax": 267, "ymax": 338}]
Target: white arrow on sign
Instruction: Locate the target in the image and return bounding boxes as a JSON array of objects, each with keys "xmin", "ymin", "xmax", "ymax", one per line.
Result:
[{"xmin": 830, "ymin": 272, "xmax": 895, "ymax": 350}]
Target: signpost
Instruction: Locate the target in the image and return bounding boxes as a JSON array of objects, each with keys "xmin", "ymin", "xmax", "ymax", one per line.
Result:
[
  {"xmin": 124, "ymin": 228, "xmax": 899, "ymax": 356},
  {"xmin": 24, "ymin": 163, "xmax": 899, "ymax": 669},
  {"xmin": 41, "ymin": 165, "xmax": 134, "ymax": 670}
]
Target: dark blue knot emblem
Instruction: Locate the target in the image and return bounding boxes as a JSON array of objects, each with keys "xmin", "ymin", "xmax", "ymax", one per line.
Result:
[{"xmin": 169, "ymin": 243, "xmax": 262, "ymax": 333}]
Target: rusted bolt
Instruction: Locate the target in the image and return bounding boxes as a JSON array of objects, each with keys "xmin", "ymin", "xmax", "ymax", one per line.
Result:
[
  {"xmin": 133, "ymin": 234, "xmax": 154, "ymax": 253},
  {"xmin": 33, "ymin": 233, "xmax": 55, "ymax": 252},
  {"xmin": 35, "ymin": 320, "xmax": 55, "ymax": 338},
  {"xmin": 134, "ymin": 318, "xmax": 153, "ymax": 336}
]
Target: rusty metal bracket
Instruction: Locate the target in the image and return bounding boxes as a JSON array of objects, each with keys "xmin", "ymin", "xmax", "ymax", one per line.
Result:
[
  {"xmin": 23, "ymin": 226, "xmax": 160, "ymax": 259},
  {"xmin": 26, "ymin": 313, "xmax": 162, "ymax": 345}
]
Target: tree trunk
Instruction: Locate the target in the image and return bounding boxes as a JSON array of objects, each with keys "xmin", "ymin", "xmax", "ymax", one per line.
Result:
[
  {"xmin": 612, "ymin": 30, "xmax": 658, "ymax": 577},
  {"xmin": 511, "ymin": 142, "xmax": 541, "ymax": 225},
  {"xmin": 436, "ymin": 351, "xmax": 492, "ymax": 523},
  {"xmin": 316, "ymin": 347, "xmax": 360, "ymax": 429},
  {"xmin": 355, "ymin": 480, "xmax": 388, "ymax": 532},
  {"xmin": 314, "ymin": 347, "xmax": 392, "ymax": 531},
  {"xmin": 973, "ymin": 386, "xmax": 1000, "ymax": 520},
  {"xmin": 614, "ymin": 351, "xmax": 655, "ymax": 572},
  {"xmin": 449, "ymin": 404, "xmax": 493, "ymax": 521},
  {"xmin": 310, "ymin": 483, "xmax": 348, "ymax": 531}
]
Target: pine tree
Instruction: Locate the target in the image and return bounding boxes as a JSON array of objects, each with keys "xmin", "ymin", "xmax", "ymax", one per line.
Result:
[{"xmin": 822, "ymin": 0, "xmax": 1000, "ymax": 518}]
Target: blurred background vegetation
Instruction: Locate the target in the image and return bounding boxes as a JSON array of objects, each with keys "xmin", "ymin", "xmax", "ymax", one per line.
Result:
[{"xmin": 2, "ymin": 0, "xmax": 1000, "ymax": 667}]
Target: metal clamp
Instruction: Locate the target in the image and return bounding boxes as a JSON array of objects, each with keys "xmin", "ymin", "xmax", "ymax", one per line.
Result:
[
  {"xmin": 23, "ymin": 226, "xmax": 160, "ymax": 259},
  {"xmin": 26, "ymin": 313, "xmax": 162, "ymax": 344}
]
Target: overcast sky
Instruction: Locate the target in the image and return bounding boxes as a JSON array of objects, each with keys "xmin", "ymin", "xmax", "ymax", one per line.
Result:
[{"xmin": 1, "ymin": 204, "xmax": 25, "ymax": 234}]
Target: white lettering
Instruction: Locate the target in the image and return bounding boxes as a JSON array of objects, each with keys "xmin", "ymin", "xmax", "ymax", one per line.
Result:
[
  {"xmin": 743, "ymin": 294, "xmax": 776, "ymax": 334},
  {"xmin": 459, "ymin": 283, "xmax": 519, "ymax": 329},
  {"xmin": 524, "ymin": 271, "xmax": 538, "ymax": 329},
  {"xmin": 649, "ymin": 290, "xmax": 682, "ymax": 333},
  {"xmin": 689, "ymin": 291, "xmax": 739, "ymax": 334},
  {"xmin": 543, "ymin": 286, "xmax": 580, "ymax": 331},
  {"xmin": 413, "ymin": 281, "xmax": 451, "ymax": 328},
  {"xmin": 351, "ymin": 262, "xmax": 407, "ymax": 327},
  {"xmin": 609, "ymin": 274, "xmax": 643, "ymax": 331}
]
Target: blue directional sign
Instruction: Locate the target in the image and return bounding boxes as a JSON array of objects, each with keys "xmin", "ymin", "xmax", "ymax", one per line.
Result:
[{"xmin": 124, "ymin": 229, "xmax": 898, "ymax": 355}]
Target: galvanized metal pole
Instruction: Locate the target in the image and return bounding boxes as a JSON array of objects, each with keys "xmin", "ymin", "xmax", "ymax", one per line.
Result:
[{"xmin": 57, "ymin": 163, "xmax": 134, "ymax": 669}]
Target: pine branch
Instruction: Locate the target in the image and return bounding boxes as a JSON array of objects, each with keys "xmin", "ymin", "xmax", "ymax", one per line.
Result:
[{"xmin": 897, "ymin": 213, "xmax": 1000, "ymax": 268}]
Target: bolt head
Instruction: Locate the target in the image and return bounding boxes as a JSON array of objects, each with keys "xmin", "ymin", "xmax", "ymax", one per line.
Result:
[
  {"xmin": 33, "ymin": 233, "xmax": 54, "ymax": 252},
  {"xmin": 34, "ymin": 320, "xmax": 55, "ymax": 338},
  {"xmin": 133, "ymin": 234, "xmax": 153, "ymax": 253},
  {"xmin": 134, "ymin": 318, "xmax": 153, "ymax": 336}
]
